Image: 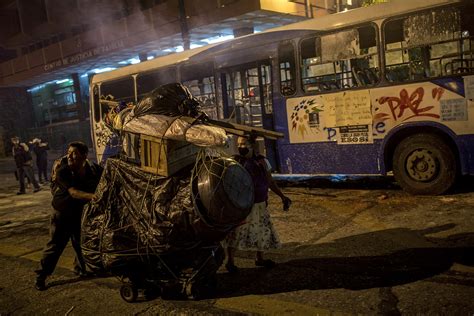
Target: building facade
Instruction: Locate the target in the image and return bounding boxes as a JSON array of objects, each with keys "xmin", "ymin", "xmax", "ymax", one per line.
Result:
[{"xmin": 0, "ymin": 0, "xmax": 360, "ymax": 155}]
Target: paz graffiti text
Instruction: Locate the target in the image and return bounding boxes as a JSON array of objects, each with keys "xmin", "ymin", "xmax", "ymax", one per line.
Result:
[{"xmin": 376, "ymin": 87, "xmax": 441, "ymax": 122}]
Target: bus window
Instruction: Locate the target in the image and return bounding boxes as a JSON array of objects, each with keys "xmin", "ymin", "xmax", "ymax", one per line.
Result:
[
  {"xmin": 261, "ymin": 64, "xmax": 272, "ymax": 115},
  {"xmin": 224, "ymin": 65, "xmax": 267, "ymax": 127},
  {"xmin": 460, "ymin": 6, "xmax": 474, "ymax": 70},
  {"xmin": 301, "ymin": 24, "xmax": 378, "ymax": 93},
  {"xmin": 183, "ymin": 77, "xmax": 217, "ymax": 119},
  {"xmin": 136, "ymin": 67, "xmax": 176, "ymax": 98},
  {"xmin": 181, "ymin": 62, "xmax": 218, "ymax": 119},
  {"xmin": 92, "ymin": 84, "xmax": 102, "ymax": 123},
  {"xmin": 384, "ymin": 6, "xmax": 474, "ymax": 82},
  {"xmin": 384, "ymin": 19, "xmax": 410, "ymax": 82},
  {"xmin": 278, "ymin": 41, "xmax": 296, "ymax": 96},
  {"xmin": 100, "ymin": 77, "xmax": 135, "ymax": 119},
  {"xmin": 226, "ymin": 71, "xmax": 248, "ymax": 124}
]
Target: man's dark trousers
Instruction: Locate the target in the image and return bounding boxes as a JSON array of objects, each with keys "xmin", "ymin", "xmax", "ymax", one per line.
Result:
[
  {"xmin": 38, "ymin": 209, "xmax": 86, "ymax": 276},
  {"xmin": 18, "ymin": 165, "xmax": 40, "ymax": 193},
  {"xmin": 37, "ymin": 156, "xmax": 48, "ymax": 182}
]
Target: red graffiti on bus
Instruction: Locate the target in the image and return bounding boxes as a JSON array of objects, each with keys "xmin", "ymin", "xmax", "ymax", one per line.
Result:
[{"xmin": 377, "ymin": 87, "xmax": 440, "ymax": 122}]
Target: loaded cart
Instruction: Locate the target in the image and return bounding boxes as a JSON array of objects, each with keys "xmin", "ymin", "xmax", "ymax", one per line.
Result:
[
  {"xmin": 82, "ymin": 83, "xmax": 282, "ymax": 302},
  {"xmin": 81, "ymin": 155, "xmax": 254, "ymax": 302}
]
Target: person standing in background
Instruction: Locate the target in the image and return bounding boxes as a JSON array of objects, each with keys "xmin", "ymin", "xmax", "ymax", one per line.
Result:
[
  {"xmin": 11, "ymin": 136, "xmax": 41, "ymax": 195},
  {"xmin": 31, "ymin": 138, "xmax": 50, "ymax": 183}
]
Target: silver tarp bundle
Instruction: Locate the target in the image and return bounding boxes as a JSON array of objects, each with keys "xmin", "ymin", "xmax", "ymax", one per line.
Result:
[{"xmin": 110, "ymin": 83, "xmax": 228, "ymax": 148}]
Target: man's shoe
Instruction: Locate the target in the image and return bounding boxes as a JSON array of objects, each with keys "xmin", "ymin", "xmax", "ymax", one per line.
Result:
[
  {"xmin": 255, "ymin": 259, "xmax": 276, "ymax": 268},
  {"xmin": 74, "ymin": 269, "xmax": 93, "ymax": 278},
  {"xmin": 33, "ymin": 188, "xmax": 41, "ymax": 193},
  {"xmin": 225, "ymin": 262, "xmax": 239, "ymax": 274},
  {"xmin": 35, "ymin": 277, "xmax": 46, "ymax": 291},
  {"xmin": 16, "ymin": 191, "xmax": 25, "ymax": 195}
]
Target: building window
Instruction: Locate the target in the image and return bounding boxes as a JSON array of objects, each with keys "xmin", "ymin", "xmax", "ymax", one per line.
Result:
[{"xmin": 30, "ymin": 78, "xmax": 80, "ymax": 125}]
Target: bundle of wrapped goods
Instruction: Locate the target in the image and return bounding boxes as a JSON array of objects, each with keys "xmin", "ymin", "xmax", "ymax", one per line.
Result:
[
  {"xmin": 109, "ymin": 83, "xmax": 228, "ymax": 176},
  {"xmin": 82, "ymin": 156, "xmax": 254, "ymax": 272},
  {"xmin": 115, "ymin": 112, "xmax": 228, "ymax": 148}
]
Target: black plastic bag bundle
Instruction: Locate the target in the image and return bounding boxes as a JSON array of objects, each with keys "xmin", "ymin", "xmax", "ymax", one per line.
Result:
[
  {"xmin": 81, "ymin": 159, "xmax": 198, "ymax": 272},
  {"xmin": 81, "ymin": 156, "xmax": 254, "ymax": 274},
  {"xmin": 133, "ymin": 83, "xmax": 202, "ymax": 118}
]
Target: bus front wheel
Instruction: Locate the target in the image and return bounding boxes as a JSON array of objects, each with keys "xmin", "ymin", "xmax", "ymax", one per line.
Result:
[{"xmin": 392, "ymin": 134, "xmax": 456, "ymax": 195}]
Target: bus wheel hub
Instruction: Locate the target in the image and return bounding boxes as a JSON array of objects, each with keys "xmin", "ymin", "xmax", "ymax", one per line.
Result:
[{"xmin": 406, "ymin": 149, "xmax": 437, "ymax": 181}]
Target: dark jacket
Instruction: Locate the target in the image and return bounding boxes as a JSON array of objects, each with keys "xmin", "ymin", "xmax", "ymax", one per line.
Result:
[
  {"xmin": 234, "ymin": 154, "xmax": 269, "ymax": 203},
  {"xmin": 51, "ymin": 157, "xmax": 103, "ymax": 212},
  {"xmin": 12, "ymin": 144, "xmax": 33, "ymax": 168},
  {"xmin": 33, "ymin": 143, "xmax": 49, "ymax": 163}
]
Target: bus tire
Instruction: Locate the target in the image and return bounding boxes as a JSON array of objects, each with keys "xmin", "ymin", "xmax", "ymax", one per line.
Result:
[{"xmin": 392, "ymin": 134, "xmax": 456, "ymax": 195}]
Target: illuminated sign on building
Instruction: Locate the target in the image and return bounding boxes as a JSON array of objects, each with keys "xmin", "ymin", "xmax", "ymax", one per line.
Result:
[{"xmin": 44, "ymin": 40, "xmax": 125, "ymax": 72}]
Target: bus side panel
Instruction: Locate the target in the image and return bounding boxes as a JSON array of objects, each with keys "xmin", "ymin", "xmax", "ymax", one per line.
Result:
[
  {"xmin": 278, "ymin": 142, "xmax": 382, "ymax": 175},
  {"xmin": 372, "ymin": 79, "xmax": 474, "ymax": 176},
  {"xmin": 272, "ymin": 96, "xmax": 381, "ymax": 175},
  {"xmin": 276, "ymin": 78, "xmax": 474, "ymax": 176}
]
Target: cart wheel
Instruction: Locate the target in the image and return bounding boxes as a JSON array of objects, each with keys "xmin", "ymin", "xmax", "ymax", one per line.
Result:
[{"xmin": 120, "ymin": 284, "xmax": 138, "ymax": 303}]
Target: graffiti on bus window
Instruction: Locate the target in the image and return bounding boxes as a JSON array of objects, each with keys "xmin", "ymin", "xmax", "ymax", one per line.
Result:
[{"xmin": 374, "ymin": 87, "xmax": 442, "ymax": 124}]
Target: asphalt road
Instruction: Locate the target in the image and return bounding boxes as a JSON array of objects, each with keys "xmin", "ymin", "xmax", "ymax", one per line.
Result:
[{"xmin": 0, "ymin": 155, "xmax": 473, "ymax": 315}]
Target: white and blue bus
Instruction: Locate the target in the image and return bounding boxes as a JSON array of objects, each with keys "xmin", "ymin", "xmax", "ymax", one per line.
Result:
[{"xmin": 90, "ymin": 0, "xmax": 474, "ymax": 195}]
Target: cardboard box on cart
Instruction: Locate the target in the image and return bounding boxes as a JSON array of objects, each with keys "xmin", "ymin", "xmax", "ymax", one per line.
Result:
[{"xmin": 139, "ymin": 134, "xmax": 199, "ymax": 177}]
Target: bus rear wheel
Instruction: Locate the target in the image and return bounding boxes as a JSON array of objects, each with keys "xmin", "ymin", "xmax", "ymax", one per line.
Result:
[{"xmin": 392, "ymin": 134, "xmax": 456, "ymax": 195}]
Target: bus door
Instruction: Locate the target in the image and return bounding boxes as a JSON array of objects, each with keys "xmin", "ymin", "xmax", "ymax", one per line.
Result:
[{"xmin": 219, "ymin": 61, "xmax": 279, "ymax": 170}]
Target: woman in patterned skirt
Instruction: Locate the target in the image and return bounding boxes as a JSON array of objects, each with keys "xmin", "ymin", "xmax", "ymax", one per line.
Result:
[{"xmin": 224, "ymin": 136, "xmax": 291, "ymax": 273}]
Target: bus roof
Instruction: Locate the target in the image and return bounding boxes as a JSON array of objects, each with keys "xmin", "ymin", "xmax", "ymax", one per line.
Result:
[
  {"xmin": 91, "ymin": 43, "xmax": 221, "ymax": 84},
  {"xmin": 264, "ymin": 0, "xmax": 462, "ymax": 33},
  {"xmin": 91, "ymin": 0, "xmax": 461, "ymax": 85}
]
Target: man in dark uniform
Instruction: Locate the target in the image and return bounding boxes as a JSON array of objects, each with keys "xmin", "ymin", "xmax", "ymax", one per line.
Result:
[
  {"xmin": 35, "ymin": 141, "xmax": 103, "ymax": 291},
  {"xmin": 31, "ymin": 138, "xmax": 49, "ymax": 183},
  {"xmin": 11, "ymin": 136, "xmax": 40, "ymax": 194}
]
